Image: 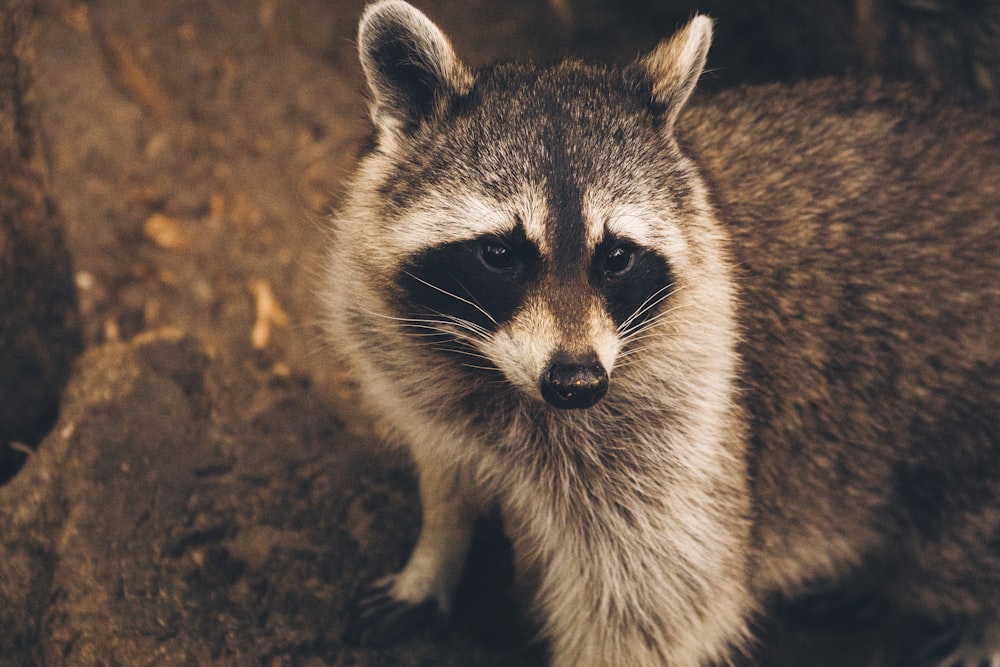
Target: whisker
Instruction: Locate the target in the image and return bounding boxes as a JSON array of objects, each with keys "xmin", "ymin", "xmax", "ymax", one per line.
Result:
[
  {"xmin": 613, "ymin": 356, "xmax": 648, "ymax": 370},
  {"xmin": 621, "ymin": 314, "xmax": 700, "ymax": 346},
  {"xmin": 438, "ymin": 313, "xmax": 493, "ymax": 339},
  {"xmin": 403, "ymin": 321, "xmax": 494, "ymax": 359},
  {"xmin": 357, "ymin": 306, "xmax": 493, "ymax": 346},
  {"xmin": 460, "ymin": 362, "xmax": 502, "ymax": 373},
  {"xmin": 621, "ymin": 319, "xmax": 673, "ymax": 343},
  {"xmin": 450, "ymin": 277, "xmax": 499, "ymax": 327},
  {"xmin": 439, "ymin": 345, "xmax": 495, "ymax": 362},
  {"xmin": 617, "ymin": 283, "xmax": 686, "ymax": 335},
  {"xmin": 402, "ymin": 271, "xmax": 498, "ymax": 327},
  {"xmin": 617, "ymin": 346, "xmax": 657, "ymax": 362},
  {"xmin": 618, "ymin": 295, "xmax": 687, "ymax": 340}
]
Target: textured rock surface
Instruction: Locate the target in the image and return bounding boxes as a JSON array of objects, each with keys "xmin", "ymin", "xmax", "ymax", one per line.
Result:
[
  {"xmin": 0, "ymin": 331, "xmax": 536, "ymax": 666},
  {"xmin": 0, "ymin": 0, "xmax": 82, "ymax": 481}
]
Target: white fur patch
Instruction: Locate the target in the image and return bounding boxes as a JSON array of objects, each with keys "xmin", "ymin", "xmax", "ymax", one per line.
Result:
[
  {"xmin": 485, "ymin": 294, "xmax": 620, "ymax": 402},
  {"xmin": 516, "ymin": 183, "xmax": 550, "ymax": 253},
  {"xmin": 589, "ymin": 306, "xmax": 622, "ymax": 373},
  {"xmin": 388, "ymin": 186, "xmax": 550, "ymax": 256},
  {"xmin": 486, "ymin": 298, "xmax": 556, "ymax": 401},
  {"xmin": 584, "ymin": 189, "xmax": 692, "ymax": 275}
]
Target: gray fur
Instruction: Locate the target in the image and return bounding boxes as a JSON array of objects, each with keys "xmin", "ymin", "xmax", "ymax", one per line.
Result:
[{"xmin": 324, "ymin": 2, "xmax": 1000, "ymax": 665}]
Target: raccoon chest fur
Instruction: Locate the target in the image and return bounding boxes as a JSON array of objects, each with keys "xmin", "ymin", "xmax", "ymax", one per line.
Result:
[{"xmin": 325, "ymin": 2, "xmax": 1000, "ymax": 666}]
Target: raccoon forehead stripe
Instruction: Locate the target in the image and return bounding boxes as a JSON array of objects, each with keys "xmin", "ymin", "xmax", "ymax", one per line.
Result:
[
  {"xmin": 581, "ymin": 189, "xmax": 609, "ymax": 249},
  {"xmin": 395, "ymin": 191, "xmax": 509, "ymax": 248},
  {"xmin": 583, "ymin": 191, "xmax": 657, "ymax": 246},
  {"xmin": 584, "ymin": 193, "xmax": 692, "ymax": 273},
  {"xmin": 392, "ymin": 189, "xmax": 549, "ymax": 253},
  {"xmin": 515, "ymin": 184, "xmax": 550, "ymax": 253}
]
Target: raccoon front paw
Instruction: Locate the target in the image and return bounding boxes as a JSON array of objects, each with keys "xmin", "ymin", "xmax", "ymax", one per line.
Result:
[{"xmin": 342, "ymin": 575, "xmax": 445, "ymax": 646}]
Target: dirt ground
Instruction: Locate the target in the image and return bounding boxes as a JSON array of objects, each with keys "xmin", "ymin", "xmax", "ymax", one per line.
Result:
[
  {"xmin": 30, "ymin": 0, "xmax": 863, "ymax": 371},
  {"xmin": 2, "ymin": 0, "xmax": 994, "ymax": 664}
]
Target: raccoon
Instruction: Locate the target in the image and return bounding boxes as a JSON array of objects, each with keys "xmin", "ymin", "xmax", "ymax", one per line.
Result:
[{"xmin": 322, "ymin": 1, "xmax": 1000, "ymax": 665}]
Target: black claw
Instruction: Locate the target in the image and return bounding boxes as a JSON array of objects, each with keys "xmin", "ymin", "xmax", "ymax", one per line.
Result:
[
  {"xmin": 355, "ymin": 586, "xmax": 398, "ymax": 622},
  {"xmin": 343, "ymin": 581, "xmax": 443, "ymax": 647}
]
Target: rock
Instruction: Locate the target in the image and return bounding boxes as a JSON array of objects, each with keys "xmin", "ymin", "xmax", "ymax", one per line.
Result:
[
  {"xmin": 0, "ymin": 331, "xmax": 536, "ymax": 666},
  {"xmin": 0, "ymin": 0, "xmax": 82, "ymax": 482}
]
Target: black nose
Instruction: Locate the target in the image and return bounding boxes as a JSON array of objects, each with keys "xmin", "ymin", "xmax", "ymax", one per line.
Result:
[{"xmin": 540, "ymin": 355, "xmax": 609, "ymax": 409}]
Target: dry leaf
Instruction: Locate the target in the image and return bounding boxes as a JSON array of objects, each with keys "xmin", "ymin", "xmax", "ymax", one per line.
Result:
[
  {"xmin": 144, "ymin": 213, "xmax": 191, "ymax": 250},
  {"xmin": 250, "ymin": 279, "xmax": 289, "ymax": 349}
]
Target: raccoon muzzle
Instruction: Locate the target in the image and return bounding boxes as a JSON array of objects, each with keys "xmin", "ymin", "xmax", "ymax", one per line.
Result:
[{"xmin": 540, "ymin": 351, "xmax": 609, "ymax": 409}]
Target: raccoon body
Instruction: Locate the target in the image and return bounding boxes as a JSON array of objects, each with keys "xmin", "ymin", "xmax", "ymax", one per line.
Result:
[{"xmin": 324, "ymin": 2, "xmax": 1000, "ymax": 665}]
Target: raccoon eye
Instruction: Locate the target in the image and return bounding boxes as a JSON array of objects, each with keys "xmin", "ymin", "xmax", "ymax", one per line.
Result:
[
  {"xmin": 479, "ymin": 239, "xmax": 517, "ymax": 272},
  {"xmin": 602, "ymin": 243, "xmax": 635, "ymax": 277}
]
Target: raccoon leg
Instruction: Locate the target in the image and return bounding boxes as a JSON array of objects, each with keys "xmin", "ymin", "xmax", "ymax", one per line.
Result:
[
  {"xmin": 924, "ymin": 618, "xmax": 1000, "ymax": 667},
  {"xmin": 344, "ymin": 457, "xmax": 478, "ymax": 645},
  {"xmin": 909, "ymin": 615, "xmax": 1000, "ymax": 667}
]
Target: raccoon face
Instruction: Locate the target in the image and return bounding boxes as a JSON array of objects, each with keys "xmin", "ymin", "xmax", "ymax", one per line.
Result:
[
  {"xmin": 395, "ymin": 214, "xmax": 675, "ymax": 409},
  {"xmin": 356, "ymin": 1, "xmax": 712, "ymax": 410}
]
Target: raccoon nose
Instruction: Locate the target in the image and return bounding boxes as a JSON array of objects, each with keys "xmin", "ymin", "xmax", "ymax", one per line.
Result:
[{"xmin": 541, "ymin": 354, "xmax": 609, "ymax": 409}]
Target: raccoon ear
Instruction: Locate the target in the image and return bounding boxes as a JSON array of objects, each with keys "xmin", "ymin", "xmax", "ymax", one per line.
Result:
[
  {"xmin": 638, "ymin": 15, "xmax": 713, "ymax": 131},
  {"xmin": 358, "ymin": 1, "xmax": 472, "ymax": 139}
]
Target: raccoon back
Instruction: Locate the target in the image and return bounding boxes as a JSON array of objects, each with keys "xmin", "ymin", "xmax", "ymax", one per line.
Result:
[{"xmin": 686, "ymin": 79, "xmax": 1000, "ymax": 598}]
